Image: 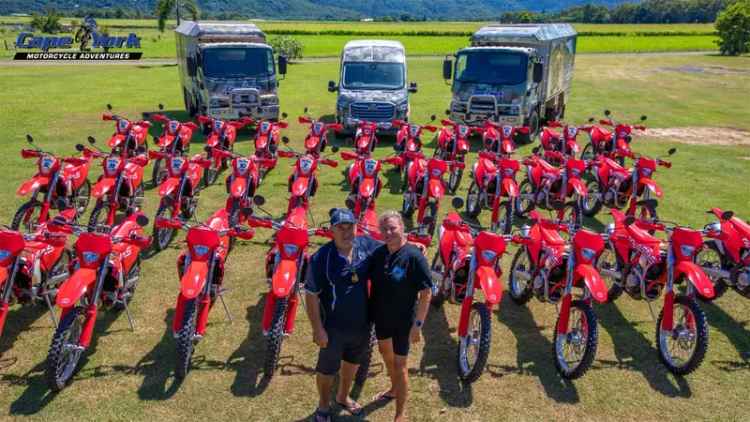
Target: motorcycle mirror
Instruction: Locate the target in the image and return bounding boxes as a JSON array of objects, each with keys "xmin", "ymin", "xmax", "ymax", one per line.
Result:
[
  {"xmin": 532, "ymin": 146, "xmax": 540, "ymax": 154},
  {"xmin": 604, "ymin": 109, "xmax": 611, "ymax": 116},
  {"xmin": 445, "ymin": 109, "xmax": 451, "ymax": 116},
  {"xmin": 106, "ymin": 103, "xmax": 113, "ymax": 110},
  {"xmin": 153, "ymin": 136, "xmax": 159, "ymax": 142},
  {"xmin": 282, "ymin": 136, "xmax": 290, "ymax": 144},
  {"xmin": 304, "ymin": 107, "xmax": 308, "ymax": 113},
  {"xmin": 136, "ymin": 215, "xmax": 150, "ymax": 227},
  {"xmin": 451, "ymin": 197, "xmax": 464, "ymax": 209},
  {"xmin": 87, "ymin": 136, "xmax": 96, "ymax": 145},
  {"xmin": 624, "ymin": 216, "xmax": 636, "ymax": 226},
  {"xmin": 640, "ymin": 115, "xmax": 647, "ymax": 121},
  {"xmin": 242, "ymin": 207, "xmax": 254, "ymax": 217},
  {"xmin": 667, "ymin": 148, "xmax": 677, "ymax": 155},
  {"xmin": 158, "ymin": 103, "xmax": 164, "ymax": 110},
  {"xmin": 281, "ymin": 112, "xmax": 288, "ymax": 119},
  {"xmin": 430, "ymin": 114, "xmax": 436, "ymax": 121},
  {"xmin": 722, "ymin": 210, "xmax": 735, "ymax": 220},
  {"xmin": 75, "ymin": 143, "xmax": 85, "ymax": 152},
  {"xmin": 253, "ymin": 195, "xmax": 266, "ymax": 206},
  {"xmin": 344, "ymin": 198, "xmax": 355, "ymax": 210},
  {"xmin": 25, "ymin": 134, "xmax": 34, "ymax": 144},
  {"xmin": 588, "ymin": 117, "xmax": 595, "ymax": 123},
  {"xmin": 331, "ymin": 145, "xmax": 340, "ymax": 153}
]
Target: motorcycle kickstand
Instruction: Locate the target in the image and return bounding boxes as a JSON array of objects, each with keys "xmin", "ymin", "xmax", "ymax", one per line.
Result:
[
  {"xmin": 218, "ymin": 288, "xmax": 232, "ymax": 323},
  {"xmin": 43, "ymin": 293, "xmax": 58, "ymax": 329},
  {"xmin": 123, "ymin": 299, "xmax": 136, "ymax": 331}
]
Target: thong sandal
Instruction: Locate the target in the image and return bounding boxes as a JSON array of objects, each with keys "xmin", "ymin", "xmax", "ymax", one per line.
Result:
[
  {"xmin": 313, "ymin": 408, "xmax": 332, "ymax": 422},
  {"xmin": 372, "ymin": 390, "xmax": 396, "ymax": 403},
  {"xmin": 336, "ymin": 398, "xmax": 363, "ymax": 416}
]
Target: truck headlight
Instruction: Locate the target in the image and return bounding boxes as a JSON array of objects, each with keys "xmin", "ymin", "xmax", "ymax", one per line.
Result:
[
  {"xmin": 396, "ymin": 101, "xmax": 408, "ymax": 112},
  {"xmin": 260, "ymin": 95, "xmax": 278, "ymax": 106},
  {"xmin": 209, "ymin": 97, "xmax": 230, "ymax": 108}
]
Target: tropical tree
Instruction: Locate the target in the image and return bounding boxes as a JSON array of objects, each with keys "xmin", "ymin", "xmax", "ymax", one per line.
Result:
[
  {"xmin": 155, "ymin": 0, "xmax": 199, "ymax": 32},
  {"xmin": 716, "ymin": 0, "xmax": 750, "ymax": 55}
]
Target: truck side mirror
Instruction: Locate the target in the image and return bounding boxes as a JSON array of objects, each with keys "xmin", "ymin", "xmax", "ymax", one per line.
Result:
[
  {"xmin": 278, "ymin": 55, "xmax": 288, "ymax": 76},
  {"xmin": 442, "ymin": 59, "xmax": 452, "ymax": 80},
  {"xmin": 408, "ymin": 82, "xmax": 418, "ymax": 94},
  {"xmin": 328, "ymin": 80, "xmax": 337, "ymax": 93},
  {"xmin": 533, "ymin": 63, "xmax": 543, "ymax": 84},
  {"xmin": 187, "ymin": 57, "xmax": 196, "ymax": 77}
]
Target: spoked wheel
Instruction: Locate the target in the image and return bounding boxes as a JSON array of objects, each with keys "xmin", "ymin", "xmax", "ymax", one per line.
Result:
[
  {"xmin": 175, "ymin": 298, "xmax": 198, "ymax": 379},
  {"xmin": 430, "ymin": 250, "xmax": 446, "ymax": 307},
  {"xmin": 595, "ymin": 244, "xmax": 624, "ymax": 303},
  {"xmin": 515, "ymin": 180, "xmax": 535, "ymax": 218},
  {"xmin": 554, "ymin": 299, "xmax": 598, "ymax": 380},
  {"xmin": 401, "ymin": 192, "xmax": 415, "ymax": 218},
  {"xmin": 695, "ymin": 241, "xmax": 728, "ymax": 301},
  {"xmin": 203, "ymin": 151, "xmax": 221, "ymax": 187},
  {"xmin": 88, "ymin": 200, "xmax": 109, "ymax": 232},
  {"xmin": 557, "ymin": 197, "xmax": 583, "ymax": 231},
  {"xmin": 263, "ymin": 296, "xmax": 288, "ymax": 379},
  {"xmin": 151, "ymin": 158, "xmax": 167, "ymax": 188},
  {"xmin": 354, "ymin": 324, "xmax": 376, "ymax": 386},
  {"xmin": 153, "ymin": 201, "xmax": 177, "ymax": 251},
  {"xmin": 72, "ymin": 179, "xmax": 91, "ymax": 216},
  {"xmin": 425, "ymin": 202, "xmax": 438, "ymax": 236},
  {"xmin": 633, "ymin": 199, "xmax": 659, "ymax": 224},
  {"xmin": 45, "ymin": 305, "xmax": 86, "ymax": 391},
  {"xmin": 465, "ymin": 182, "xmax": 481, "ymax": 218},
  {"xmin": 580, "ymin": 143, "xmax": 595, "ymax": 161},
  {"xmin": 457, "ymin": 302, "xmax": 492, "ymax": 383},
  {"xmin": 508, "ymin": 248, "xmax": 533, "ymax": 305},
  {"xmin": 11, "ymin": 200, "xmax": 42, "ymax": 234},
  {"xmin": 581, "ymin": 179, "xmax": 603, "ymax": 217},
  {"xmin": 656, "ymin": 295, "xmax": 708, "ymax": 375},
  {"xmin": 447, "ymin": 168, "xmax": 463, "ymax": 194},
  {"xmin": 490, "ymin": 199, "xmax": 514, "ymax": 234}
]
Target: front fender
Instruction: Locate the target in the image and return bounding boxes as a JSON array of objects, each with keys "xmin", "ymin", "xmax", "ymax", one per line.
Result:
[
  {"xmin": 272, "ymin": 259, "xmax": 298, "ymax": 298},
  {"xmin": 428, "ymin": 179, "xmax": 444, "ymax": 199},
  {"xmin": 292, "ymin": 176, "xmax": 309, "ymax": 197},
  {"xmin": 230, "ymin": 177, "xmax": 248, "ymax": 198},
  {"xmin": 108, "ymin": 134, "xmax": 126, "ymax": 148},
  {"xmin": 16, "ymin": 176, "xmax": 50, "ymax": 196},
  {"xmin": 568, "ymin": 178, "xmax": 588, "ymax": 197},
  {"xmin": 359, "ymin": 178, "xmax": 375, "ymax": 199},
  {"xmin": 639, "ymin": 177, "xmax": 664, "ymax": 198},
  {"xmin": 93, "ymin": 177, "xmax": 116, "ymax": 198},
  {"xmin": 158, "ymin": 134, "xmax": 176, "ymax": 148},
  {"xmin": 574, "ymin": 264, "xmax": 608, "ymax": 303},
  {"xmin": 180, "ymin": 261, "xmax": 209, "ymax": 299},
  {"xmin": 475, "ymin": 266, "xmax": 503, "ymax": 305},
  {"xmin": 56, "ymin": 268, "xmax": 97, "ymax": 308},
  {"xmin": 158, "ymin": 177, "xmax": 180, "ymax": 197},
  {"xmin": 502, "ymin": 178, "xmax": 519, "ymax": 197},
  {"xmin": 0, "ymin": 267, "xmax": 8, "ymax": 289},
  {"xmin": 675, "ymin": 261, "xmax": 715, "ymax": 299}
]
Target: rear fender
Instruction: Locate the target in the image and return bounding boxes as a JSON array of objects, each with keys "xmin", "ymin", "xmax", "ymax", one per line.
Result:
[
  {"xmin": 56, "ymin": 268, "xmax": 97, "ymax": 308},
  {"xmin": 475, "ymin": 266, "xmax": 503, "ymax": 305},
  {"xmin": 675, "ymin": 261, "xmax": 714, "ymax": 299},
  {"xmin": 180, "ymin": 261, "xmax": 209, "ymax": 299},
  {"xmin": 574, "ymin": 264, "xmax": 608, "ymax": 303},
  {"xmin": 158, "ymin": 177, "xmax": 180, "ymax": 197},
  {"xmin": 17, "ymin": 176, "xmax": 50, "ymax": 196},
  {"xmin": 272, "ymin": 259, "xmax": 298, "ymax": 298}
]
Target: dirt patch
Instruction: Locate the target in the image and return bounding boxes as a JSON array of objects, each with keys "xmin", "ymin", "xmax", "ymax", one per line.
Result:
[
  {"xmin": 658, "ymin": 65, "xmax": 750, "ymax": 75},
  {"xmin": 645, "ymin": 127, "xmax": 750, "ymax": 146}
]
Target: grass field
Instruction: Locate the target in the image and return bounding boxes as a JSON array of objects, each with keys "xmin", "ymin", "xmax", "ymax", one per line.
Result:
[{"xmin": 0, "ymin": 53, "xmax": 748, "ymax": 421}]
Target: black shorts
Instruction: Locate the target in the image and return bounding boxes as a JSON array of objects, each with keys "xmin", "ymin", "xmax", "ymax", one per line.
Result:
[
  {"xmin": 315, "ymin": 327, "xmax": 369, "ymax": 376},
  {"xmin": 375, "ymin": 323, "xmax": 411, "ymax": 356}
]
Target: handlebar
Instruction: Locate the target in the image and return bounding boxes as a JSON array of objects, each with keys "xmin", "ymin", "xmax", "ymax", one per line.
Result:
[
  {"xmin": 151, "ymin": 113, "xmax": 169, "ymax": 123},
  {"xmin": 21, "ymin": 149, "xmax": 41, "ymax": 159},
  {"xmin": 321, "ymin": 159, "xmax": 338, "ymax": 168}
]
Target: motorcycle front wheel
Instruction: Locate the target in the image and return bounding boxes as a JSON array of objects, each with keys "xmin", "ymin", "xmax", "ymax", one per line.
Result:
[
  {"xmin": 457, "ymin": 301, "xmax": 492, "ymax": 383},
  {"xmin": 553, "ymin": 299, "xmax": 598, "ymax": 380}
]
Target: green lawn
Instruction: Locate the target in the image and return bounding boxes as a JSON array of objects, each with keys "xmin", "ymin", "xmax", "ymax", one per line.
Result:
[{"xmin": 0, "ymin": 53, "xmax": 748, "ymax": 421}]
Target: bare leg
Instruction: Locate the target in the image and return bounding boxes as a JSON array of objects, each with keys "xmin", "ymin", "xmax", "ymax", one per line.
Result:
[
  {"xmin": 393, "ymin": 354, "xmax": 409, "ymax": 422},
  {"xmin": 336, "ymin": 360, "xmax": 359, "ymax": 406},
  {"xmin": 377, "ymin": 339, "xmax": 397, "ymax": 397}
]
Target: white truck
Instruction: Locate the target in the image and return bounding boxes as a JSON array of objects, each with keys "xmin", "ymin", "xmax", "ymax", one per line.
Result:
[
  {"xmin": 175, "ymin": 21, "xmax": 287, "ymax": 119},
  {"xmin": 328, "ymin": 40, "xmax": 417, "ymax": 133},
  {"xmin": 442, "ymin": 24, "xmax": 577, "ymax": 140}
]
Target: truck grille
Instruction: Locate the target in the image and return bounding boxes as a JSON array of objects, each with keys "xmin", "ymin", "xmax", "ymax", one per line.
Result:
[
  {"xmin": 350, "ymin": 102, "xmax": 395, "ymax": 122},
  {"xmin": 230, "ymin": 88, "xmax": 260, "ymax": 108},
  {"xmin": 468, "ymin": 96, "xmax": 497, "ymax": 115}
]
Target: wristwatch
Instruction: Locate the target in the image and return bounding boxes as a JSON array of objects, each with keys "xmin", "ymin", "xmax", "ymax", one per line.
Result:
[{"xmin": 414, "ymin": 319, "xmax": 424, "ymax": 329}]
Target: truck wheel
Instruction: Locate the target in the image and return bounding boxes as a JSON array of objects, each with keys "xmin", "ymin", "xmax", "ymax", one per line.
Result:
[{"xmin": 527, "ymin": 111, "xmax": 540, "ymax": 143}]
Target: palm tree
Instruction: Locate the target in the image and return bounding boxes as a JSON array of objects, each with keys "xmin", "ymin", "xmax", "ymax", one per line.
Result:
[{"xmin": 156, "ymin": 0, "xmax": 199, "ymax": 32}]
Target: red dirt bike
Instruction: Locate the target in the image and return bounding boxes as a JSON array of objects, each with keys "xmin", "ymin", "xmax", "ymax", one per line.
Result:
[
  {"xmin": 44, "ymin": 212, "xmax": 151, "ymax": 391},
  {"xmin": 697, "ymin": 208, "xmax": 750, "ymax": 300},
  {"xmin": 209, "ymin": 147, "xmax": 276, "ymax": 227},
  {"xmin": 540, "ymin": 120, "xmax": 585, "ymax": 164},
  {"xmin": 429, "ymin": 199, "xmax": 510, "ymax": 382},
  {"xmin": 351, "ymin": 119, "xmax": 380, "ymax": 157},
  {"xmin": 198, "ymin": 115, "xmax": 252, "ymax": 187},
  {"xmin": 251, "ymin": 113, "xmax": 289, "ymax": 178},
  {"xmin": 392, "ymin": 117, "xmax": 437, "ymax": 181},
  {"xmin": 516, "ymin": 150, "xmax": 591, "ymax": 229},
  {"xmin": 435, "ymin": 119, "xmax": 478, "ymax": 193},
  {"xmin": 102, "ymin": 103, "xmax": 151, "ymax": 158},
  {"xmin": 581, "ymin": 110, "xmax": 647, "ymax": 164},
  {"xmin": 582, "ymin": 148, "xmax": 675, "ymax": 219},
  {"xmin": 155, "ymin": 209, "xmax": 255, "ymax": 379},
  {"xmin": 596, "ymin": 210, "xmax": 715, "ymax": 374},
  {"xmin": 245, "ymin": 198, "xmax": 330, "ymax": 379},
  {"xmin": 299, "ymin": 108, "xmax": 343, "ymax": 157},
  {"xmin": 148, "ymin": 104, "xmax": 200, "ymax": 187},
  {"xmin": 508, "ymin": 210, "xmax": 608, "ymax": 379},
  {"xmin": 12, "ymin": 135, "xmax": 93, "ymax": 232},
  {"xmin": 340, "ymin": 151, "xmax": 401, "ymax": 218},
  {"xmin": 401, "ymin": 151, "xmax": 464, "ymax": 236},
  {"xmin": 279, "ymin": 142, "xmax": 339, "ymax": 214},
  {"xmin": 85, "ymin": 138, "xmax": 149, "ymax": 231},
  {"xmin": 479, "ymin": 121, "xmax": 529, "ymax": 158},
  {"xmin": 0, "ymin": 209, "xmax": 77, "ymax": 338},
  {"xmin": 465, "ymin": 151, "xmax": 521, "ymax": 234},
  {"xmin": 149, "ymin": 151, "xmax": 212, "ymax": 251}
]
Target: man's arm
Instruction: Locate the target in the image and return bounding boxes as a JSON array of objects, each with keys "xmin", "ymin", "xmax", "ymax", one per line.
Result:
[
  {"xmin": 410, "ymin": 249, "xmax": 433, "ymax": 343},
  {"xmin": 303, "ymin": 258, "xmax": 328, "ymax": 348}
]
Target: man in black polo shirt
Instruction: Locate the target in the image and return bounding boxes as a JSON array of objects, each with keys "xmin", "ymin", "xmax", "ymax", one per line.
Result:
[
  {"xmin": 368, "ymin": 210, "xmax": 432, "ymax": 422},
  {"xmin": 304, "ymin": 208, "xmax": 380, "ymax": 422}
]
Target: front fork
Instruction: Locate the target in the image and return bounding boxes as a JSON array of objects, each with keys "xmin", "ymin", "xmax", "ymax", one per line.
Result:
[
  {"xmin": 458, "ymin": 257, "xmax": 482, "ymax": 338},
  {"xmin": 0, "ymin": 258, "xmax": 22, "ymax": 335},
  {"xmin": 556, "ymin": 253, "xmax": 577, "ymax": 334},
  {"xmin": 75, "ymin": 260, "xmax": 110, "ymax": 349},
  {"xmin": 661, "ymin": 243, "xmax": 676, "ymax": 331}
]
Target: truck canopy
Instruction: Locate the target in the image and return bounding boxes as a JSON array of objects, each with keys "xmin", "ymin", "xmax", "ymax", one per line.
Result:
[
  {"xmin": 175, "ymin": 21, "xmax": 266, "ymax": 43},
  {"xmin": 342, "ymin": 40, "xmax": 405, "ymax": 63},
  {"xmin": 471, "ymin": 24, "xmax": 576, "ymax": 47}
]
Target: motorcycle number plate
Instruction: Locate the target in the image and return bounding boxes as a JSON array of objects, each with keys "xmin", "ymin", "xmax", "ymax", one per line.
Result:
[
  {"xmin": 364, "ymin": 159, "xmax": 377, "ymax": 176},
  {"xmin": 41, "ymin": 156, "xmax": 55, "ymax": 173},
  {"xmin": 194, "ymin": 245, "xmax": 210, "ymax": 257},
  {"xmin": 260, "ymin": 121, "xmax": 271, "ymax": 133},
  {"xmin": 481, "ymin": 250, "xmax": 497, "ymax": 262},
  {"xmin": 0, "ymin": 250, "xmax": 10, "ymax": 260},
  {"xmin": 431, "ymin": 168, "xmax": 442, "ymax": 178},
  {"xmin": 214, "ymin": 120, "xmax": 223, "ymax": 132},
  {"xmin": 459, "ymin": 126, "xmax": 469, "ymax": 136},
  {"xmin": 169, "ymin": 121, "xmax": 180, "ymax": 134},
  {"xmin": 237, "ymin": 158, "xmax": 250, "ymax": 174},
  {"xmin": 118, "ymin": 119, "xmax": 129, "ymax": 133},
  {"xmin": 502, "ymin": 126, "xmax": 513, "ymax": 137},
  {"xmin": 313, "ymin": 122, "xmax": 325, "ymax": 135},
  {"xmin": 106, "ymin": 157, "xmax": 120, "ymax": 173},
  {"xmin": 567, "ymin": 127, "xmax": 578, "ymax": 138},
  {"xmin": 171, "ymin": 158, "xmax": 185, "ymax": 174},
  {"xmin": 82, "ymin": 251, "xmax": 99, "ymax": 264},
  {"xmin": 409, "ymin": 125, "xmax": 420, "ymax": 137},
  {"xmin": 300, "ymin": 158, "xmax": 313, "ymax": 174},
  {"xmin": 283, "ymin": 243, "xmax": 299, "ymax": 257}
]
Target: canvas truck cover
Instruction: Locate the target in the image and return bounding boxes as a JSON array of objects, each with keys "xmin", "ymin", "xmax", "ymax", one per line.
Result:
[{"xmin": 175, "ymin": 21, "xmax": 266, "ymax": 43}]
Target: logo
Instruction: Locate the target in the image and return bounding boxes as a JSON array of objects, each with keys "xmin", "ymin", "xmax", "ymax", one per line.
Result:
[
  {"xmin": 106, "ymin": 157, "xmax": 120, "ymax": 173},
  {"xmin": 390, "ymin": 265, "xmax": 405, "ymax": 282},
  {"xmin": 82, "ymin": 252, "xmax": 99, "ymax": 264},
  {"xmin": 237, "ymin": 158, "xmax": 250, "ymax": 174},
  {"xmin": 581, "ymin": 248, "xmax": 597, "ymax": 262},
  {"xmin": 0, "ymin": 250, "xmax": 10, "ymax": 260},
  {"xmin": 368, "ymin": 104, "xmax": 377, "ymax": 111},
  {"xmin": 680, "ymin": 245, "xmax": 696, "ymax": 258},
  {"xmin": 194, "ymin": 245, "xmax": 210, "ymax": 257},
  {"xmin": 283, "ymin": 244, "xmax": 299, "ymax": 257},
  {"xmin": 14, "ymin": 17, "xmax": 142, "ymax": 61},
  {"xmin": 481, "ymin": 250, "xmax": 497, "ymax": 262},
  {"xmin": 364, "ymin": 159, "xmax": 377, "ymax": 175},
  {"xmin": 300, "ymin": 158, "xmax": 314, "ymax": 174}
]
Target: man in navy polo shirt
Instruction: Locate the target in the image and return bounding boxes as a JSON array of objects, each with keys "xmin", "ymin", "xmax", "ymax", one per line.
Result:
[{"xmin": 304, "ymin": 208, "xmax": 380, "ymax": 422}]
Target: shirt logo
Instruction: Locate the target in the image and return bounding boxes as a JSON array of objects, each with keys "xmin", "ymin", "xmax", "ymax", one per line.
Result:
[{"xmin": 391, "ymin": 265, "xmax": 405, "ymax": 283}]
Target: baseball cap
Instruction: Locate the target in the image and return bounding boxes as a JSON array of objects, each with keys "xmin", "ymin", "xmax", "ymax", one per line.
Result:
[{"xmin": 330, "ymin": 208, "xmax": 356, "ymax": 226}]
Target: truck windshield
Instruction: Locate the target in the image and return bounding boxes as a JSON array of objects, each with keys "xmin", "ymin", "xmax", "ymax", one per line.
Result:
[
  {"xmin": 342, "ymin": 62, "xmax": 404, "ymax": 90},
  {"xmin": 202, "ymin": 47, "xmax": 274, "ymax": 78},
  {"xmin": 455, "ymin": 51, "xmax": 528, "ymax": 85}
]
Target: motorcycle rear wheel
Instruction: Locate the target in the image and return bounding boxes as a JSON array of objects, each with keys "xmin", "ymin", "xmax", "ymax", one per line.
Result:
[{"xmin": 11, "ymin": 200, "xmax": 42, "ymax": 234}]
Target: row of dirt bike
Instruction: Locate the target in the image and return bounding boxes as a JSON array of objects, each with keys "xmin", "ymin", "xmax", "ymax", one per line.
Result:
[{"xmin": 2, "ymin": 105, "xmax": 748, "ymax": 392}]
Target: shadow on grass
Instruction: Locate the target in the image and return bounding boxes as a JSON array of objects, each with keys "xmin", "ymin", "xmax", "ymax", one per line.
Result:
[
  {"xmin": 0, "ymin": 304, "xmax": 49, "ymax": 359},
  {"xmin": 227, "ymin": 294, "xmax": 272, "ymax": 397},
  {"xmin": 705, "ymin": 299, "xmax": 750, "ymax": 372},
  {"xmin": 492, "ymin": 296, "xmax": 580, "ymax": 404},
  {"xmin": 597, "ymin": 301, "xmax": 692, "ymax": 397},
  {"xmin": 418, "ymin": 303, "xmax": 473, "ymax": 407},
  {"xmin": 136, "ymin": 309, "xmax": 183, "ymax": 400}
]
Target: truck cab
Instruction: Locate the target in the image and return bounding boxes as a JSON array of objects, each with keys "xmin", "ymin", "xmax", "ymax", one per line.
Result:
[
  {"xmin": 443, "ymin": 24, "xmax": 576, "ymax": 139},
  {"xmin": 175, "ymin": 21, "xmax": 287, "ymax": 120},
  {"xmin": 328, "ymin": 40, "xmax": 417, "ymax": 132}
]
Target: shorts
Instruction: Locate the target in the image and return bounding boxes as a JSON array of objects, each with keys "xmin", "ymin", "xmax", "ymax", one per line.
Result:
[
  {"xmin": 375, "ymin": 323, "xmax": 412, "ymax": 356},
  {"xmin": 315, "ymin": 327, "xmax": 370, "ymax": 376}
]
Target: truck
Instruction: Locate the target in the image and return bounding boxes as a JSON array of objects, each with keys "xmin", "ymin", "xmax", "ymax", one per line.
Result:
[
  {"xmin": 442, "ymin": 24, "xmax": 577, "ymax": 140},
  {"xmin": 328, "ymin": 40, "xmax": 417, "ymax": 133},
  {"xmin": 175, "ymin": 21, "xmax": 287, "ymax": 120}
]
